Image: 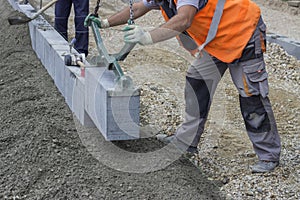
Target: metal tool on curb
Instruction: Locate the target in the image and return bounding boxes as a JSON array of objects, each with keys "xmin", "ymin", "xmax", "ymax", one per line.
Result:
[
  {"xmin": 8, "ymin": 0, "xmax": 58, "ymax": 25},
  {"xmin": 64, "ymin": 38, "xmax": 87, "ymax": 77},
  {"xmin": 64, "ymin": 53, "xmax": 86, "ymax": 77},
  {"xmin": 68, "ymin": 38, "xmax": 77, "ymax": 54}
]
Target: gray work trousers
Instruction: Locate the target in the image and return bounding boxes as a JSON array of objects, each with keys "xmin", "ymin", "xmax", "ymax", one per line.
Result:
[{"xmin": 175, "ymin": 17, "xmax": 281, "ymax": 162}]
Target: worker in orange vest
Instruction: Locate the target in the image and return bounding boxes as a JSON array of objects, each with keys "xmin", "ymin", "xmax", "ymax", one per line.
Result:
[{"xmin": 85, "ymin": 0, "xmax": 281, "ymax": 173}]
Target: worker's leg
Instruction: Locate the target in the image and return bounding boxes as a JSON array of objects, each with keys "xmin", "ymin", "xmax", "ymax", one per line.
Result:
[
  {"xmin": 174, "ymin": 51, "xmax": 227, "ymax": 149},
  {"xmin": 54, "ymin": 0, "xmax": 72, "ymax": 40},
  {"xmin": 228, "ymin": 17, "xmax": 280, "ymax": 173},
  {"xmin": 229, "ymin": 58, "xmax": 281, "ymax": 162},
  {"xmin": 229, "ymin": 16, "xmax": 281, "ymax": 162},
  {"xmin": 240, "ymin": 94, "xmax": 281, "ymax": 161},
  {"xmin": 73, "ymin": 0, "xmax": 89, "ymax": 56}
]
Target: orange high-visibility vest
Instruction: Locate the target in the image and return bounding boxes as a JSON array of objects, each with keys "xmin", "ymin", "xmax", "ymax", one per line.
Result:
[{"xmin": 160, "ymin": 0, "xmax": 261, "ymax": 63}]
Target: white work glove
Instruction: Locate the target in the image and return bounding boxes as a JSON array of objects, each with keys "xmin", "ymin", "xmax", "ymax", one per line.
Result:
[
  {"xmin": 84, "ymin": 14, "xmax": 110, "ymax": 28},
  {"xmin": 123, "ymin": 25, "xmax": 153, "ymax": 45}
]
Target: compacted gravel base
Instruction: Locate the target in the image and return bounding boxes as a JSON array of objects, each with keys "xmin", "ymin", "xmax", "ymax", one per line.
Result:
[
  {"xmin": 1, "ymin": 0, "xmax": 299, "ymax": 199},
  {"xmin": 0, "ymin": 1, "xmax": 225, "ymax": 199}
]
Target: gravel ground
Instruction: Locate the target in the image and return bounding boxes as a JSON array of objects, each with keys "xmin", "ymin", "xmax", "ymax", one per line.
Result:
[
  {"xmin": 90, "ymin": 1, "xmax": 300, "ymax": 199},
  {"xmin": 254, "ymin": 0, "xmax": 300, "ymax": 41},
  {"xmin": 1, "ymin": 0, "xmax": 300, "ymax": 199},
  {"xmin": 0, "ymin": 1, "xmax": 224, "ymax": 200}
]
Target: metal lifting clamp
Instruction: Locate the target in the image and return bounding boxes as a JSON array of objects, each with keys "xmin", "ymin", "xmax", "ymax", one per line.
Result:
[{"xmin": 90, "ymin": 0, "xmax": 137, "ymax": 92}]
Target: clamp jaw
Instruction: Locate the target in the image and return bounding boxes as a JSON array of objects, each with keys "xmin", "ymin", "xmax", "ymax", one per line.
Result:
[
  {"xmin": 88, "ymin": 0, "xmax": 138, "ymax": 93},
  {"xmin": 90, "ymin": 21, "xmax": 137, "ymax": 93}
]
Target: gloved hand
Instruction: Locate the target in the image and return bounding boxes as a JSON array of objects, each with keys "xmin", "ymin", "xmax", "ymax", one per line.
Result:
[
  {"xmin": 84, "ymin": 14, "xmax": 110, "ymax": 28},
  {"xmin": 123, "ymin": 25, "xmax": 153, "ymax": 45}
]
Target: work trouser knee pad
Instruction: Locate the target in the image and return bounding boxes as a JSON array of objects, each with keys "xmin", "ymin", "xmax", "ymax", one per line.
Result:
[
  {"xmin": 239, "ymin": 95, "xmax": 271, "ymax": 133},
  {"xmin": 185, "ymin": 77, "xmax": 213, "ymax": 118}
]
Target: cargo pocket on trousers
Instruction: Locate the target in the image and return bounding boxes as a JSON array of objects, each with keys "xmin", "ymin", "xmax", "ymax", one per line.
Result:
[{"xmin": 242, "ymin": 58, "xmax": 269, "ymax": 98}]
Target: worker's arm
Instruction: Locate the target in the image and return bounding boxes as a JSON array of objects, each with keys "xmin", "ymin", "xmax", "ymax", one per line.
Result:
[
  {"xmin": 108, "ymin": 1, "xmax": 152, "ymax": 26},
  {"xmin": 123, "ymin": 4, "xmax": 198, "ymax": 45},
  {"xmin": 150, "ymin": 5, "xmax": 198, "ymax": 43},
  {"xmin": 84, "ymin": 1, "xmax": 151, "ymax": 28}
]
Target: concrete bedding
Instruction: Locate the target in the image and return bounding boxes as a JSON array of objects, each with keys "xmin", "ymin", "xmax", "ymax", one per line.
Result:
[{"xmin": 0, "ymin": 0, "xmax": 224, "ymax": 199}]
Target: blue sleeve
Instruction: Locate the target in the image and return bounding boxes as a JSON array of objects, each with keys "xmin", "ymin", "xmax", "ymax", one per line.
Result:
[{"xmin": 177, "ymin": 0, "xmax": 207, "ymax": 10}]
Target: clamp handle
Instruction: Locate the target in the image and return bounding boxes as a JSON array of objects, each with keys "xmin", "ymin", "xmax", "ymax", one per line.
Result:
[{"xmin": 69, "ymin": 38, "xmax": 77, "ymax": 53}]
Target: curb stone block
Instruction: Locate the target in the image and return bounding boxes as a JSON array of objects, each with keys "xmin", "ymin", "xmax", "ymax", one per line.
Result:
[
  {"xmin": 28, "ymin": 21, "xmax": 38, "ymax": 51},
  {"xmin": 107, "ymin": 95, "xmax": 140, "ymax": 111},
  {"xmin": 267, "ymin": 33, "xmax": 300, "ymax": 60},
  {"xmin": 40, "ymin": 28, "xmax": 66, "ymax": 70},
  {"xmin": 49, "ymin": 45, "xmax": 69, "ymax": 79},
  {"xmin": 64, "ymin": 66, "xmax": 76, "ymax": 109},
  {"xmin": 34, "ymin": 21, "xmax": 55, "ymax": 65},
  {"xmin": 70, "ymin": 72, "xmax": 95, "ymax": 127},
  {"xmin": 85, "ymin": 67, "xmax": 107, "ymax": 132},
  {"xmin": 85, "ymin": 68, "xmax": 140, "ymax": 141},
  {"xmin": 288, "ymin": 1, "xmax": 300, "ymax": 7},
  {"xmin": 47, "ymin": 46, "xmax": 56, "ymax": 79},
  {"xmin": 8, "ymin": 0, "xmax": 139, "ymax": 139},
  {"xmin": 35, "ymin": 27, "xmax": 44, "ymax": 61},
  {"xmin": 8, "ymin": 0, "xmax": 20, "ymax": 10},
  {"xmin": 53, "ymin": 48, "xmax": 67, "ymax": 96}
]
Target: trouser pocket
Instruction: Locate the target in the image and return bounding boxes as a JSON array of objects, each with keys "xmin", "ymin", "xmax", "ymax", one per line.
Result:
[{"xmin": 240, "ymin": 58, "xmax": 269, "ymax": 98}]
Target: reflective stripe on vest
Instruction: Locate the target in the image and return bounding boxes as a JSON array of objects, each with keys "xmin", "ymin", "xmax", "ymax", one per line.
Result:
[{"xmin": 197, "ymin": 0, "xmax": 225, "ymax": 52}]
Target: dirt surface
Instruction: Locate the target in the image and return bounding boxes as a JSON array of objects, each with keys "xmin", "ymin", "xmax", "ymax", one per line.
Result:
[
  {"xmin": 1, "ymin": 0, "xmax": 299, "ymax": 199},
  {"xmin": 0, "ymin": 0, "xmax": 225, "ymax": 199},
  {"xmin": 254, "ymin": 0, "xmax": 300, "ymax": 41}
]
